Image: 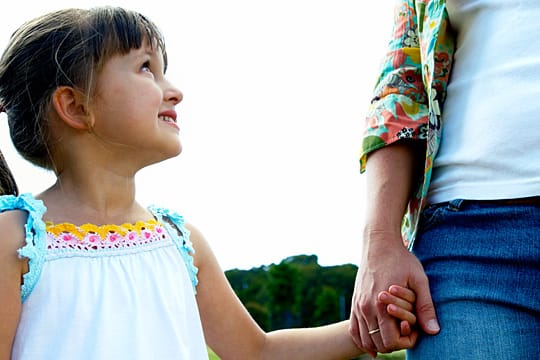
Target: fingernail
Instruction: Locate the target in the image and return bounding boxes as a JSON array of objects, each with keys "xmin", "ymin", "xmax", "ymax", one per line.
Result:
[{"xmin": 427, "ymin": 319, "xmax": 440, "ymax": 332}]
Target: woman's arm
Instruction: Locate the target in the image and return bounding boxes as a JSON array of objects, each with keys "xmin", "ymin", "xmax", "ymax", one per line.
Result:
[
  {"xmin": 350, "ymin": 142, "xmax": 438, "ymax": 355},
  {"xmin": 0, "ymin": 210, "xmax": 27, "ymax": 359},
  {"xmin": 350, "ymin": 0, "xmax": 453, "ymax": 355}
]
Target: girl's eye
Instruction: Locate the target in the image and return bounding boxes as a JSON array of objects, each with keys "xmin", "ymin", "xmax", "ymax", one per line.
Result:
[{"xmin": 141, "ymin": 61, "xmax": 153, "ymax": 75}]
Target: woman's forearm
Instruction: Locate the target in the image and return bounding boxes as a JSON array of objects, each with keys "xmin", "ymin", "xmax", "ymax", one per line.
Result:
[{"xmin": 363, "ymin": 141, "xmax": 424, "ymax": 244}]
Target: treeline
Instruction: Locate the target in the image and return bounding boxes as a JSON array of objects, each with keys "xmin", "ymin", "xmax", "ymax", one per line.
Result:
[{"xmin": 225, "ymin": 254, "xmax": 358, "ymax": 331}]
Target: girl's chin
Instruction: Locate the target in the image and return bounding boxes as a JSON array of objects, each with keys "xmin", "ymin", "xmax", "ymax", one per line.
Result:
[
  {"xmin": 167, "ymin": 144, "xmax": 183, "ymax": 159},
  {"xmin": 147, "ymin": 145, "xmax": 182, "ymax": 167}
]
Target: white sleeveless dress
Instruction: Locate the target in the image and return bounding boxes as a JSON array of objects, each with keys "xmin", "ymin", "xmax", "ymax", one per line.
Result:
[{"xmin": 1, "ymin": 193, "xmax": 209, "ymax": 360}]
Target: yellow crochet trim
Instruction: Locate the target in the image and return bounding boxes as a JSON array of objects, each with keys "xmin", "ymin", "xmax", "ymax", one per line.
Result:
[{"xmin": 46, "ymin": 219, "xmax": 161, "ymax": 241}]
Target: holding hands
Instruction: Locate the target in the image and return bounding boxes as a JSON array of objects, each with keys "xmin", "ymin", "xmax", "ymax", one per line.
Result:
[{"xmin": 349, "ymin": 229, "xmax": 440, "ymax": 357}]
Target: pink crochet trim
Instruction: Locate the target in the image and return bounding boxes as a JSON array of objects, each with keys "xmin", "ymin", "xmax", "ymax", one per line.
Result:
[{"xmin": 46, "ymin": 220, "xmax": 167, "ymax": 251}]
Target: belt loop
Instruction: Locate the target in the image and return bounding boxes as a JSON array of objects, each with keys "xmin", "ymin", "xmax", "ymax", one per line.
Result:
[{"xmin": 448, "ymin": 199, "xmax": 464, "ymax": 211}]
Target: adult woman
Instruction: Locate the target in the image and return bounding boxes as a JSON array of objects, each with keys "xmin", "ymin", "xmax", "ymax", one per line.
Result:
[{"xmin": 350, "ymin": 1, "xmax": 540, "ymax": 358}]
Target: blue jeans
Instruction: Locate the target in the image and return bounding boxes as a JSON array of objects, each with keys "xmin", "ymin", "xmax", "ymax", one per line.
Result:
[{"xmin": 407, "ymin": 199, "xmax": 540, "ymax": 360}]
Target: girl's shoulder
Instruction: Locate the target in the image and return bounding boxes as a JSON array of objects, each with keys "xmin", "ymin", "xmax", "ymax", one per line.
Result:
[
  {"xmin": 0, "ymin": 193, "xmax": 47, "ymax": 301},
  {"xmin": 0, "ymin": 202, "xmax": 28, "ymax": 268},
  {"xmin": 0, "ymin": 202, "xmax": 28, "ymax": 251}
]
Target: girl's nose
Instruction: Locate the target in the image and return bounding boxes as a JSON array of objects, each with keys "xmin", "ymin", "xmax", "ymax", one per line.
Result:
[{"xmin": 164, "ymin": 80, "xmax": 183, "ymax": 105}]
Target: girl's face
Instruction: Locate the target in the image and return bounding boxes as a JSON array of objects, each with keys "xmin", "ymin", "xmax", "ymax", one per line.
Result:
[{"xmin": 90, "ymin": 40, "xmax": 183, "ymax": 168}]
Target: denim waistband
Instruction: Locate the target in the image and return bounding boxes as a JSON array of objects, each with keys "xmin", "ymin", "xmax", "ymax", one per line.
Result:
[{"xmin": 432, "ymin": 196, "xmax": 540, "ymax": 211}]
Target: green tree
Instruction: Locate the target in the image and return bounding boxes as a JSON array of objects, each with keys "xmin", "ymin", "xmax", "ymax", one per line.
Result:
[
  {"xmin": 286, "ymin": 255, "xmax": 322, "ymax": 327},
  {"xmin": 313, "ymin": 286, "xmax": 340, "ymax": 326},
  {"xmin": 321, "ymin": 264, "xmax": 358, "ymax": 319},
  {"xmin": 225, "ymin": 254, "xmax": 359, "ymax": 331},
  {"xmin": 225, "ymin": 266, "xmax": 271, "ymax": 330},
  {"xmin": 267, "ymin": 260, "xmax": 300, "ymax": 329},
  {"xmin": 245, "ymin": 301, "xmax": 270, "ymax": 330}
]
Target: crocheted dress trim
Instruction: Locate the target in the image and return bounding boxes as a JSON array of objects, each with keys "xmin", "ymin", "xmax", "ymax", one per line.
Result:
[
  {"xmin": 46, "ymin": 219, "xmax": 169, "ymax": 254},
  {"xmin": 148, "ymin": 205, "xmax": 199, "ymax": 290}
]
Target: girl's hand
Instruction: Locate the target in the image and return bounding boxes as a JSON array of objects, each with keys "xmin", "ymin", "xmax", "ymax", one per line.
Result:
[{"xmin": 378, "ymin": 285, "xmax": 417, "ymax": 336}]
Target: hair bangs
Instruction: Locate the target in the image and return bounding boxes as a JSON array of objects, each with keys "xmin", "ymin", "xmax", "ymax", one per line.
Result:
[{"xmin": 89, "ymin": 7, "xmax": 168, "ymax": 72}]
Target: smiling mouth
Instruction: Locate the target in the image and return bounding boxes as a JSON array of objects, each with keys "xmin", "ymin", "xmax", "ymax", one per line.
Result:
[{"xmin": 159, "ymin": 115, "xmax": 176, "ymax": 123}]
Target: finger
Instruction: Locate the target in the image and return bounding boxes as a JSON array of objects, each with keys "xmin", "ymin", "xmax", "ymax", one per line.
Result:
[
  {"xmin": 389, "ymin": 284, "xmax": 416, "ymax": 304},
  {"xmin": 378, "ymin": 291, "xmax": 414, "ymax": 312},
  {"xmin": 360, "ymin": 327, "xmax": 378, "ymax": 357},
  {"xmin": 348, "ymin": 311, "xmax": 363, "ymax": 348},
  {"xmin": 370, "ymin": 300, "xmax": 398, "ymax": 352},
  {"xmin": 365, "ymin": 323, "xmax": 384, "ymax": 355},
  {"xmin": 386, "ymin": 303, "xmax": 417, "ymax": 325},
  {"xmin": 352, "ymin": 302, "xmax": 378, "ymax": 355},
  {"xmin": 377, "ymin": 312, "xmax": 403, "ymax": 351},
  {"xmin": 395, "ymin": 329, "xmax": 419, "ymax": 349},
  {"xmin": 379, "ymin": 316, "xmax": 418, "ymax": 351},
  {"xmin": 410, "ymin": 274, "xmax": 440, "ymax": 335},
  {"xmin": 360, "ymin": 316, "xmax": 380, "ymax": 355},
  {"xmin": 400, "ymin": 320, "xmax": 412, "ymax": 336}
]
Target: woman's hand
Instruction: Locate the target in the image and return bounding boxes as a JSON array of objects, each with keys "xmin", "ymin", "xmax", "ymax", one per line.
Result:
[{"xmin": 349, "ymin": 230, "xmax": 439, "ymax": 356}]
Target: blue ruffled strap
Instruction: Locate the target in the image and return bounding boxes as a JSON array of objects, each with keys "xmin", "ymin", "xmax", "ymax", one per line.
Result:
[
  {"xmin": 0, "ymin": 193, "xmax": 47, "ymax": 302},
  {"xmin": 148, "ymin": 206, "xmax": 199, "ymax": 291}
]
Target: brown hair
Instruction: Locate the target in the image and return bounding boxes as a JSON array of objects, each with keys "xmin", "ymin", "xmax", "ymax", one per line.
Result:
[{"xmin": 0, "ymin": 7, "xmax": 167, "ymax": 196}]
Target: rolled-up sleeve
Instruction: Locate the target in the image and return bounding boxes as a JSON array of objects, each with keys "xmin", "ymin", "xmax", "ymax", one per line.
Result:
[{"xmin": 360, "ymin": 1, "xmax": 428, "ymax": 172}]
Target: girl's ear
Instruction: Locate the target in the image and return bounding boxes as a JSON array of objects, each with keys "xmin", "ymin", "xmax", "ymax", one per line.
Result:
[{"xmin": 51, "ymin": 86, "xmax": 93, "ymax": 131}]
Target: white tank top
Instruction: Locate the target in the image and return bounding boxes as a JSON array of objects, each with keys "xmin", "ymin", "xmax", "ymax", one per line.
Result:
[{"xmin": 428, "ymin": 0, "xmax": 540, "ymax": 203}]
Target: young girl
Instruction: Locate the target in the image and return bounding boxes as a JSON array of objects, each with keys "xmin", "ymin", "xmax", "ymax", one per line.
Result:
[{"xmin": 0, "ymin": 7, "xmax": 417, "ymax": 359}]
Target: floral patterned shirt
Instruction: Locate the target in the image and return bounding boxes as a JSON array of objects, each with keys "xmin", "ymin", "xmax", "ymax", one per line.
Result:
[{"xmin": 360, "ymin": 0, "xmax": 455, "ymax": 248}]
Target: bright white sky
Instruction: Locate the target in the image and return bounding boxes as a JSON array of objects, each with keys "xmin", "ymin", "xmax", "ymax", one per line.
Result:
[{"xmin": 0, "ymin": 1, "xmax": 394, "ymax": 270}]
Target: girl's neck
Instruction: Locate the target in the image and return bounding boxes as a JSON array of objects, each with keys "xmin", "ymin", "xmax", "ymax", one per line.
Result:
[{"xmin": 37, "ymin": 172, "xmax": 151, "ymax": 226}]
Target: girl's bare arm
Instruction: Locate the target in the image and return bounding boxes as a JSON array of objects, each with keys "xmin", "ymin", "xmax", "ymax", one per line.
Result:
[{"xmin": 0, "ymin": 211, "xmax": 27, "ymax": 359}]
